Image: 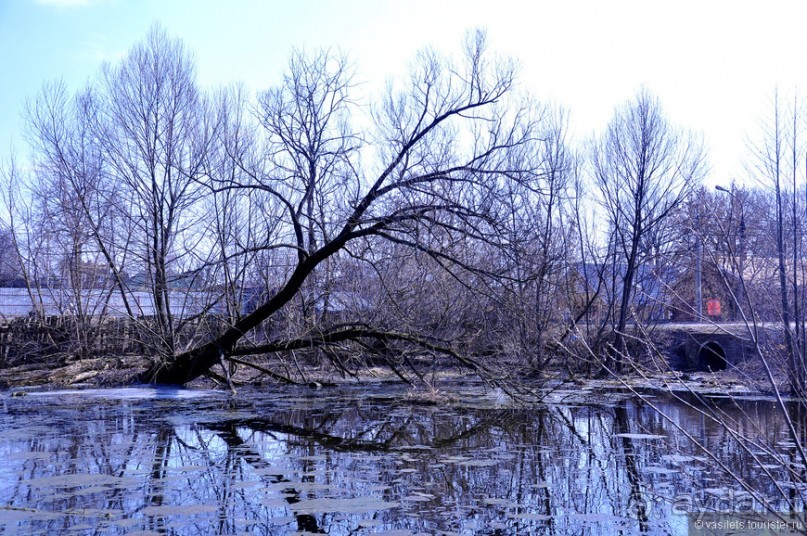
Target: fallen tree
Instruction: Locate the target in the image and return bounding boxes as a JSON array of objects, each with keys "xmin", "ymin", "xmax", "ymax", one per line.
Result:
[{"xmin": 130, "ymin": 30, "xmax": 554, "ymax": 384}]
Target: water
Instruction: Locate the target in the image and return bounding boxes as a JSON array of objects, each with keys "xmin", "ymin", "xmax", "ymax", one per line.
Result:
[{"xmin": 0, "ymin": 382, "xmax": 801, "ymax": 534}]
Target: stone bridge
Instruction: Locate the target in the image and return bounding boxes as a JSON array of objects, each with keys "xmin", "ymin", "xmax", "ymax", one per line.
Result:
[{"xmin": 649, "ymin": 322, "xmax": 779, "ymax": 372}]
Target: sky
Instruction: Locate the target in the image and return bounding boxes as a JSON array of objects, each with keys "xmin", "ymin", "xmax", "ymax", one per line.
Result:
[{"xmin": 3, "ymin": 0, "xmax": 807, "ymax": 187}]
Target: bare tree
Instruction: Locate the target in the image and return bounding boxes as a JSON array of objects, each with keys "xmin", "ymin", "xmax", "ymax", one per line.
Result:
[
  {"xmin": 5, "ymin": 28, "xmax": 585, "ymax": 386},
  {"xmin": 256, "ymin": 48, "xmax": 358, "ymax": 336},
  {"xmin": 98, "ymin": 25, "xmax": 208, "ymax": 360},
  {"xmin": 197, "ymin": 85, "xmax": 263, "ymax": 326},
  {"xmin": 750, "ymin": 91, "xmax": 807, "ymax": 393},
  {"xmin": 258, "ymin": 48, "xmax": 357, "ymax": 257},
  {"xmin": 530, "ymin": 108, "xmax": 575, "ymax": 369},
  {"xmin": 0, "ymin": 154, "xmax": 42, "ymax": 316},
  {"xmin": 592, "ymin": 88, "xmax": 705, "ymax": 373},
  {"xmin": 23, "ymin": 81, "xmax": 125, "ymax": 351},
  {"xmin": 141, "ymin": 30, "xmax": 549, "ymax": 384}
]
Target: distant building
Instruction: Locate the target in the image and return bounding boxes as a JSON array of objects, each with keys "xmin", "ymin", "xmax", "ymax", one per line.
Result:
[{"xmin": 566, "ymin": 262, "xmax": 675, "ymax": 326}]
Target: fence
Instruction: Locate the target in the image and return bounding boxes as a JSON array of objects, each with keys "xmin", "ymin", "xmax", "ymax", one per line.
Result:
[{"xmin": 0, "ymin": 287, "xmax": 217, "ymax": 319}]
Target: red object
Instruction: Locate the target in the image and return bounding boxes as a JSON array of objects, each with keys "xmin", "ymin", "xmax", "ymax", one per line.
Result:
[{"xmin": 706, "ymin": 299, "xmax": 721, "ymax": 317}]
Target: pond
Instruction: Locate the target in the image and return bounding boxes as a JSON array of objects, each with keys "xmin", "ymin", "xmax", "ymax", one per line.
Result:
[{"xmin": 0, "ymin": 381, "xmax": 802, "ymax": 535}]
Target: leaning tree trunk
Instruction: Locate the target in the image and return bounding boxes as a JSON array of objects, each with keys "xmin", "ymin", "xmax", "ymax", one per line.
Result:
[{"xmin": 139, "ymin": 232, "xmax": 345, "ymax": 384}]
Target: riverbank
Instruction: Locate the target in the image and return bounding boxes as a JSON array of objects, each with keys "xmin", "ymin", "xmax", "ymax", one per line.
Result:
[
  {"xmin": 0, "ymin": 349, "xmax": 794, "ymax": 404},
  {"xmin": 0, "ymin": 354, "xmax": 149, "ymax": 389}
]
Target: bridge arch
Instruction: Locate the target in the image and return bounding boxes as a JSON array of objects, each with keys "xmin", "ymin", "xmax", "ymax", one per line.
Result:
[{"xmin": 698, "ymin": 340, "xmax": 727, "ymax": 371}]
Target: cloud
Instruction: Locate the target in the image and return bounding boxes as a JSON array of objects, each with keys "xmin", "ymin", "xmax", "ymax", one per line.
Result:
[{"xmin": 35, "ymin": 0, "xmax": 95, "ymax": 8}]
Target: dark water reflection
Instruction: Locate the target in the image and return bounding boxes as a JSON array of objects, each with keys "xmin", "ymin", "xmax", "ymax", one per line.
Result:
[{"xmin": 0, "ymin": 383, "xmax": 799, "ymax": 534}]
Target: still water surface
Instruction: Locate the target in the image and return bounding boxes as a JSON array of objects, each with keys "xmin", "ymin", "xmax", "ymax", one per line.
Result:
[{"xmin": 0, "ymin": 382, "xmax": 797, "ymax": 534}]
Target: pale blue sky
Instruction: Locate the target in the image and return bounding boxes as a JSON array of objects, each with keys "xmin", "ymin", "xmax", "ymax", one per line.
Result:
[{"xmin": 3, "ymin": 0, "xmax": 807, "ymax": 185}]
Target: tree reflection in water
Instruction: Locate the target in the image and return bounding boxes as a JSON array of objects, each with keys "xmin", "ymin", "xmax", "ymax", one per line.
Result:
[{"xmin": 0, "ymin": 385, "xmax": 801, "ymax": 534}]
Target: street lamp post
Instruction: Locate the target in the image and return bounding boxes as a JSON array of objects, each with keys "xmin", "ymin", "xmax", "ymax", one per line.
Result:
[
  {"xmin": 715, "ymin": 184, "xmax": 746, "ymax": 319},
  {"xmin": 695, "ymin": 208, "xmax": 702, "ymax": 321}
]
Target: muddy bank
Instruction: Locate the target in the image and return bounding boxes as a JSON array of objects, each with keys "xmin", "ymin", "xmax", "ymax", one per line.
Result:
[
  {"xmin": 0, "ymin": 355, "xmax": 149, "ymax": 389},
  {"xmin": 0, "ymin": 352, "xmax": 791, "ymax": 406},
  {"xmin": 0, "ymin": 354, "xmax": 467, "ymax": 391}
]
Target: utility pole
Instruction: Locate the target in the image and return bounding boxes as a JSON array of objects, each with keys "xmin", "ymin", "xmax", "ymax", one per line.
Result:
[{"xmin": 695, "ymin": 204, "xmax": 703, "ymax": 321}]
